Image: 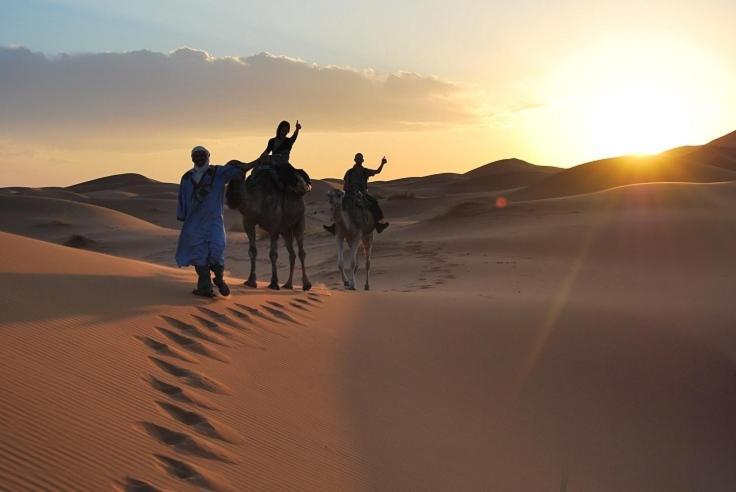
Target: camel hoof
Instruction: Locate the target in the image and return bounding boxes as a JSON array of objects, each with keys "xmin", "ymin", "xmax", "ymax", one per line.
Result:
[
  {"xmin": 268, "ymin": 283, "xmax": 280, "ymax": 291},
  {"xmin": 282, "ymin": 282, "xmax": 294, "ymax": 290},
  {"xmin": 364, "ymin": 285, "xmax": 370, "ymax": 291},
  {"xmin": 244, "ymin": 279, "xmax": 257, "ymax": 288},
  {"xmin": 302, "ymin": 281, "xmax": 312, "ymax": 291}
]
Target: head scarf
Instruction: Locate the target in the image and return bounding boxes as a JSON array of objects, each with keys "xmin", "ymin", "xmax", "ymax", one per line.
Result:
[
  {"xmin": 191, "ymin": 146, "xmax": 211, "ymax": 183},
  {"xmin": 191, "ymin": 145, "xmax": 210, "ymax": 157}
]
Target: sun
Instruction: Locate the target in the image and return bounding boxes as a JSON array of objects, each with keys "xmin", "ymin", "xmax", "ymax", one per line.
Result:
[
  {"xmin": 583, "ymin": 78, "xmax": 699, "ymax": 156},
  {"xmin": 537, "ymin": 33, "xmax": 730, "ymax": 160}
]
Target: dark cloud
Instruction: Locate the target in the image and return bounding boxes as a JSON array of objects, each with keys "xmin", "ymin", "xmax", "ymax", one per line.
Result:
[{"xmin": 0, "ymin": 46, "xmax": 477, "ymax": 141}]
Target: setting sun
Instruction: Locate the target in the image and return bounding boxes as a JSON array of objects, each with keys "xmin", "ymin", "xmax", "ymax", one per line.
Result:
[{"xmin": 526, "ymin": 33, "xmax": 733, "ymax": 162}]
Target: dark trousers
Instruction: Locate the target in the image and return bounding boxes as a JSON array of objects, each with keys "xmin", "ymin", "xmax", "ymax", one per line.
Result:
[{"xmin": 365, "ymin": 194, "xmax": 384, "ymax": 222}]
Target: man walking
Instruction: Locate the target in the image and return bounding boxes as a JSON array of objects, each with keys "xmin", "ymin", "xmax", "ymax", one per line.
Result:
[{"xmin": 176, "ymin": 146, "xmax": 255, "ymax": 297}]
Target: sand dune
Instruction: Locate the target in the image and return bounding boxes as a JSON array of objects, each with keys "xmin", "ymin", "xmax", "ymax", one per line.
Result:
[
  {"xmin": 86, "ymin": 197, "xmax": 181, "ymax": 228},
  {"xmin": 516, "ymin": 138, "xmax": 736, "ymax": 200},
  {"xmin": 707, "ymin": 129, "xmax": 736, "ymax": 148},
  {"xmin": 370, "ymin": 158, "xmax": 560, "ymax": 197},
  {"xmin": 0, "ymin": 194, "xmax": 177, "ymax": 262},
  {"xmin": 447, "ymin": 158, "xmax": 560, "ymax": 193},
  {"xmin": 0, "ymin": 231, "xmax": 351, "ymax": 491},
  {"xmin": 66, "ymin": 173, "xmax": 178, "ymax": 196},
  {"xmin": 1, "ymin": 186, "xmax": 89, "ymax": 201},
  {"xmin": 3, "ymin": 134, "xmax": 736, "ymax": 490}
]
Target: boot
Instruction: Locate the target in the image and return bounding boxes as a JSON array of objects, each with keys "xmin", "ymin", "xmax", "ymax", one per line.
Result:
[
  {"xmin": 193, "ymin": 265, "xmax": 215, "ymax": 297},
  {"xmin": 323, "ymin": 223, "xmax": 336, "ymax": 235},
  {"xmin": 376, "ymin": 221, "xmax": 389, "ymax": 234},
  {"xmin": 210, "ymin": 263, "xmax": 230, "ymax": 297}
]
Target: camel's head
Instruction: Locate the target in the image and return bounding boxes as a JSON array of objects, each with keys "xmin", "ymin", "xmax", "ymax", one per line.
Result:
[{"xmin": 327, "ymin": 189, "xmax": 344, "ymax": 208}]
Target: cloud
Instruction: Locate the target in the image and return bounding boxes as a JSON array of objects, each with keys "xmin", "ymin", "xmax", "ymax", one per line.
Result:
[{"xmin": 0, "ymin": 46, "xmax": 479, "ymax": 143}]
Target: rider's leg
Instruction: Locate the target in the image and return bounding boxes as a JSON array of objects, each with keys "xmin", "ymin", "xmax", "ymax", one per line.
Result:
[
  {"xmin": 368, "ymin": 195, "xmax": 389, "ymax": 233},
  {"xmin": 297, "ymin": 168, "xmax": 312, "ymax": 185}
]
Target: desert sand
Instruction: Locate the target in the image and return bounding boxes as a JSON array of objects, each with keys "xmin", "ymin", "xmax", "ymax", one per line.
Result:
[{"xmin": 1, "ymin": 132, "xmax": 736, "ymax": 491}]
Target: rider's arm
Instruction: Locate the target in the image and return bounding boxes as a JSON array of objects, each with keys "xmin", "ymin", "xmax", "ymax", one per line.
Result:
[
  {"xmin": 290, "ymin": 120, "xmax": 301, "ymax": 143},
  {"xmin": 375, "ymin": 156, "xmax": 387, "ymax": 174},
  {"xmin": 259, "ymin": 138, "xmax": 274, "ymax": 159},
  {"xmin": 366, "ymin": 157, "xmax": 387, "ymax": 177}
]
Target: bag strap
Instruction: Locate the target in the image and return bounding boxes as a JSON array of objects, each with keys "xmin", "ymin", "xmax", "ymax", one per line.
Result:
[{"xmin": 190, "ymin": 166, "xmax": 217, "ymax": 201}]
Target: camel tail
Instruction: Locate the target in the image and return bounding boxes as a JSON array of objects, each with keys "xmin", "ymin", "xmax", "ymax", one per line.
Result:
[{"xmin": 225, "ymin": 178, "xmax": 245, "ymax": 209}]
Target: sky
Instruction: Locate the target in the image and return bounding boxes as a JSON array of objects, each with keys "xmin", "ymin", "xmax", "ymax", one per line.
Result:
[{"xmin": 1, "ymin": 0, "xmax": 735, "ymax": 186}]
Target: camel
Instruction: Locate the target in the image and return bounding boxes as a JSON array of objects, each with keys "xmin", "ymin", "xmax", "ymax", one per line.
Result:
[
  {"xmin": 327, "ymin": 189, "xmax": 375, "ymax": 290},
  {"xmin": 226, "ymin": 171, "xmax": 312, "ymax": 291}
]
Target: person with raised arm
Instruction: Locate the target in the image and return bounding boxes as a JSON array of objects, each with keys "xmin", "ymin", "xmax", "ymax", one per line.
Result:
[{"xmin": 324, "ymin": 153, "xmax": 389, "ymax": 234}]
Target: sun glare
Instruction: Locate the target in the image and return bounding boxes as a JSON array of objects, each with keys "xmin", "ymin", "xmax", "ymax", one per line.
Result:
[
  {"xmin": 583, "ymin": 80, "xmax": 697, "ymax": 156},
  {"xmin": 538, "ymin": 34, "xmax": 730, "ymax": 161}
]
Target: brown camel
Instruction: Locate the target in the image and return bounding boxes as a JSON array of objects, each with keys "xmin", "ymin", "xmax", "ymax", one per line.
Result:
[
  {"xmin": 327, "ymin": 189, "xmax": 375, "ymax": 290},
  {"xmin": 226, "ymin": 172, "xmax": 311, "ymax": 291}
]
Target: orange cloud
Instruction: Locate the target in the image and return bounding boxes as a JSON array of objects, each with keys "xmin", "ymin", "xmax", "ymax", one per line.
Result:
[{"xmin": 0, "ymin": 46, "xmax": 479, "ymax": 144}]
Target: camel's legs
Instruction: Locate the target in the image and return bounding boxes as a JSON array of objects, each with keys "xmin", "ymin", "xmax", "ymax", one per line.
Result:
[
  {"xmin": 282, "ymin": 231, "xmax": 296, "ymax": 290},
  {"xmin": 337, "ymin": 235, "xmax": 349, "ymax": 288},
  {"xmin": 363, "ymin": 234, "xmax": 373, "ymax": 291},
  {"xmin": 295, "ymin": 228, "xmax": 312, "ymax": 291},
  {"xmin": 268, "ymin": 232, "xmax": 280, "ymax": 290},
  {"xmin": 347, "ymin": 236, "xmax": 361, "ymax": 290},
  {"xmin": 244, "ymin": 220, "xmax": 258, "ymax": 288}
]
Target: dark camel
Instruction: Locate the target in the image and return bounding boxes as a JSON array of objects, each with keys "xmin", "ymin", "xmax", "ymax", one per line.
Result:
[{"xmin": 226, "ymin": 172, "xmax": 312, "ymax": 291}]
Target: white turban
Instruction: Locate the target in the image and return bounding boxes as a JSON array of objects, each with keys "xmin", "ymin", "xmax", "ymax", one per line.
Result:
[{"xmin": 191, "ymin": 145, "xmax": 210, "ymax": 156}]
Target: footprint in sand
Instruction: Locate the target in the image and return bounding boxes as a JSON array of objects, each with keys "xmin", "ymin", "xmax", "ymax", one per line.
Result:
[
  {"xmin": 267, "ymin": 300, "xmax": 305, "ymax": 316},
  {"xmin": 160, "ymin": 315, "xmax": 228, "ymax": 347},
  {"xmin": 136, "ymin": 336, "xmax": 197, "ymax": 363},
  {"xmin": 155, "ymin": 454, "xmax": 230, "ymax": 492},
  {"xmin": 234, "ymin": 303, "xmax": 278, "ymax": 323},
  {"xmin": 292, "ymin": 298, "xmax": 314, "ymax": 307},
  {"xmin": 204, "ymin": 318, "xmax": 267, "ymax": 350},
  {"xmin": 155, "ymin": 401, "xmax": 244, "ymax": 444},
  {"xmin": 288, "ymin": 300, "xmax": 311, "ymax": 312},
  {"xmin": 196, "ymin": 307, "xmax": 244, "ymax": 329},
  {"xmin": 145, "ymin": 375, "xmax": 221, "ymax": 411},
  {"xmin": 155, "ymin": 327, "xmax": 230, "ymax": 363},
  {"xmin": 139, "ymin": 422, "xmax": 237, "ymax": 463},
  {"xmin": 225, "ymin": 307, "xmax": 254, "ymax": 327},
  {"xmin": 191, "ymin": 314, "xmax": 234, "ymax": 339},
  {"xmin": 117, "ymin": 477, "xmax": 170, "ymax": 492},
  {"xmin": 263, "ymin": 306, "xmax": 301, "ymax": 325},
  {"xmin": 231, "ymin": 306, "xmax": 289, "ymax": 338},
  {"xmin": 150, "ymin": 357, "xmax": 231, "ymax": 395}
]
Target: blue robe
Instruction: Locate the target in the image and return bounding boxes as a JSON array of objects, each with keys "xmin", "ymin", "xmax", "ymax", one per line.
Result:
[{"xmin": 175, "ymin": 164, "xmax": 243, "ymax": 267}]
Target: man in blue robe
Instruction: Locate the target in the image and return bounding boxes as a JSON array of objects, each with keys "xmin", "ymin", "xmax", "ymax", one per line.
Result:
[{"xmin": 176, "ymin": 146, "xmax": 254, "ymax": 297}]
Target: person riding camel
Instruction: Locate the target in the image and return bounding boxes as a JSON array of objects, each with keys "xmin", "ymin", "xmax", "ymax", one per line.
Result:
[
  {"xmin": 255, "ymin": 120, "xmax": 311, "ymax": 191},
  {"xmin": 324, "ymin": 153, "xmax": 389, "ymax": 234},
  {"xmin": 176, "ymin": 146, "xmax": 256, "ymax": 297}
]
